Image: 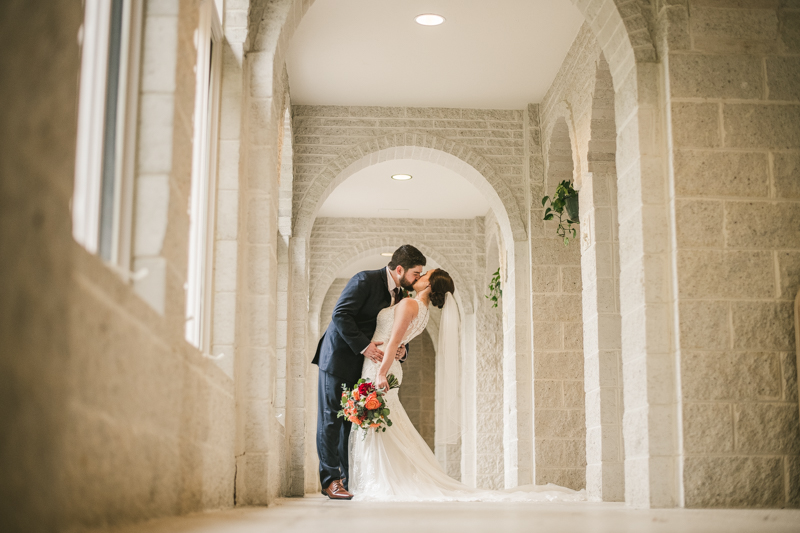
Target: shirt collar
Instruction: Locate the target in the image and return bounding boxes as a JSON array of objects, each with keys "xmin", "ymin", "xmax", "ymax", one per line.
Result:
[{"xmin": 385, "ymin": 266, "xmax": 397, "ymax": 292}]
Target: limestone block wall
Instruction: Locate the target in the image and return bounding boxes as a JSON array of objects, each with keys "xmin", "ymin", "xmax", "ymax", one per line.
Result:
[
  {"xmin": 1, "ymin": 1, "xmax": 237, "ymax": 530},
  {"xmin": 319, "ymin": 278, "xmax": 348, "ymax": 335},
  {"xmin": 291, "ymin": 105, "xmax": 527, "ymax": 241},
  {"xmin": 1, "ymin": 1, "xmax": 83, "ymax": 529},
  {"xmin": 661, "ymin": 0, "xmax": 800, "ymax": 508},
  {"xmin": 308, "ymin": 217, "xmax": 483, "ymax": 315},
  {"xmin": 399, "ymin": 330, "xmax": 437, "ymax": 451}
]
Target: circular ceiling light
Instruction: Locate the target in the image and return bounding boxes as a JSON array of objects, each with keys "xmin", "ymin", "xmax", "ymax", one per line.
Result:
[
  {"xmin": 415, "ymin": 14, "xmax": 445, "ymax": 26},
  {"xmin": 381, "ymin": 252, "xmax": 393, "ymax": 257},
  {"xmin": 391, "ymin": 174, "xmax": 413, "ymax": 181}
]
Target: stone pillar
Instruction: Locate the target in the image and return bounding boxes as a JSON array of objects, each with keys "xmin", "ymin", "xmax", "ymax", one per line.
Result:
[
  {"xmin": 503, "ymin": 240, "xmax": 534, "ymax": 487},
  {"xmin": 581, "ymin": 60, "xmax": 625, "ymax": 502},
  {"xmin": 235, "ymin": 41, "xmax": 285, "ymax": 505},
  {"xmin": 276, "ymin": 236, "xmax": 291, "ymax": 492},
  {"xmin": 288, "ymin": 236, "xmax": 309, "ymax": 496},
  {"xmin": 474, "ymin": 235, "xmax": 505, "ymax": 489},
  {"xmin": 459, "ymin": 310, "xmax": 478, "ymax": 486},
  {"xmin": 580, "ymin": 166, "xmax": 624, "ymax": 502},
  {"xmin": 211, "ymin": 2, "xmax": 247, "ymax": 378},
  {"xmin": 616, "ymin": 61, "xmax": 679, "ymax": 509}
]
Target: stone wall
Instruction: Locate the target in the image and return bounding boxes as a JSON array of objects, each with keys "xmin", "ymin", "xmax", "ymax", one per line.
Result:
[
  {"xmin": 291, "ymin": 105, "xmax": 527, "ymax": 242},
  {"xmin": 0, "ymin": 1, "xmax": 237, "ymax": 530},
  {"xmin": 319, "ymin": 278, "xmax": 348, "ymax": 336},
  {"xmin": 309, "ymin": 217, "xmax": 484, "ymax": 314},
  {"xmin": 661, "ymin": 0, "xmax": 800, "ymax": 508}
]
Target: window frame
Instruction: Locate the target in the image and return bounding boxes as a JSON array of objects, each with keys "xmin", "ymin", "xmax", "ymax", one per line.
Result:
[
  {"xmin": 73, "ymin": 0, "xmax": 143, "ymax": 272},
  {"xmin": 185, "ymin": 0, "xmax": 224, "ymax": 349}
]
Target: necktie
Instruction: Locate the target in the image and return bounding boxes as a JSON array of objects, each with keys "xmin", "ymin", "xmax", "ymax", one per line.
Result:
[{"xmin": 392, "ymin": 287, "xmax": 401, "ymax": 305}]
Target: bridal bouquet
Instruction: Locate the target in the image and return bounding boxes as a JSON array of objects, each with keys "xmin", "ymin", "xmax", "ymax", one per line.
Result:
[{"xmin": 338, "ymin": 375, "xmax": 400, "ymax": 433}]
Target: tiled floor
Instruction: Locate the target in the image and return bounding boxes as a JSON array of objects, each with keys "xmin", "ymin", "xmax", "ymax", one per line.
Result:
[{"xmin": 92, "ymin": 495, "xmax": 800, "ymax": 533}]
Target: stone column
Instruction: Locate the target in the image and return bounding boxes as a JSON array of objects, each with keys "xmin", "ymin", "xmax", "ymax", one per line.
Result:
[
  {"xmin": 581, "ymin": 60, "xmax": 625, "ymax": 502},
  {"xmin": 503, "ymin": 240, "xmax": 534, "ymax": 487},
  {"xmin": 616, "ymin": 61, "xmax": 679, "ymax": 509},
  {"xmin": 458, "ymin": 310, "xmax": 478, "ymax": 486},
  {"xmin": 287, "ymin": 236, "xmax": 309, "ymax": 496},
  {"xmin": 580, "ymin": 167, "xmax": 624, "ymax": 502}
]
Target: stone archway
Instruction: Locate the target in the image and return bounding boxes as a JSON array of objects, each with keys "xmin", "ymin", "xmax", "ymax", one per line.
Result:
[
  {"xmin": 309, "ymin": 242, "xmax": 467, "ymax": 479},
  {"xmin": 251, "ymin": 0, "xmax": 675, "ymax": 507},
  {"xmin": 292, "ymin": 139, "xmax": 524, "ymax": 245}
]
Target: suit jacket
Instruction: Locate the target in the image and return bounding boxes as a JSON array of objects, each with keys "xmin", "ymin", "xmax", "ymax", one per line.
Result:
[{"xmin": 313, "ymin": 268, "xmax": 406, "ymax": 383}]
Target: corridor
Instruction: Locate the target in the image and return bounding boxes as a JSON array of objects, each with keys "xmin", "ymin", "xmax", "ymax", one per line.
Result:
[
  {"xmin": 2, "ymin": 0, "xmax": 800, "ymax": 531},
  {"xmin": 91, "ymin": 497, "xmax": 800, "ymax": 533}
]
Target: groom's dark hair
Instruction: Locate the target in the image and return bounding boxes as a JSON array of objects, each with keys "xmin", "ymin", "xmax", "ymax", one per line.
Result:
[{"xmin": 388, "ymin": 245, "xmax": 426, "ymax": 271}]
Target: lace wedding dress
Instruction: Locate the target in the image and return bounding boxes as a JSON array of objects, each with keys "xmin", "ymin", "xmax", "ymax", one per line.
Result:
[{"xmin": 348, "ymin": 295, "xmax": 586, "ymax": 502}]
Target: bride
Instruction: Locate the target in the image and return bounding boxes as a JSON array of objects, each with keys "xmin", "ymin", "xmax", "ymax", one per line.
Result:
[{"xmin": 349, "ymin": 268, "xmax": 585, "ymax": 502}]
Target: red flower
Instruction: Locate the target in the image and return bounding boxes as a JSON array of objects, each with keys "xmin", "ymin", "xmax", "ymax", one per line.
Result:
[{"xmin": 358, "ymin": 382, "xmax": 374, "ymax": 396}]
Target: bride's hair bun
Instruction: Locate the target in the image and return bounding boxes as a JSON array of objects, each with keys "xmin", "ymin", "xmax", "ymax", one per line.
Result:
[{"xmin": 428, "ymin": 269, "xmax": 455, "ymax": 309}]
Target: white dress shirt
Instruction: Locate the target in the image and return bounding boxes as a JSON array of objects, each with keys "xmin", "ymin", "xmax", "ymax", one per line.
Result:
[{"xmin": 386, "ymin": 266, "xmax": 399, "ymax": 305}]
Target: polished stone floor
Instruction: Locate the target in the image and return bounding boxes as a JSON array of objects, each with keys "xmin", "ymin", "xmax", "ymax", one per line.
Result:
[{"xmin": 93, "ymin": 495, "xmax": 800, "ymax": 533}]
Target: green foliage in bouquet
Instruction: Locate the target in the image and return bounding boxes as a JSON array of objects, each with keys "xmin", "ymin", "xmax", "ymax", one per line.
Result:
[{"xmin": 338, "ymin": 374, "xmax": 400, "ymax": 433}]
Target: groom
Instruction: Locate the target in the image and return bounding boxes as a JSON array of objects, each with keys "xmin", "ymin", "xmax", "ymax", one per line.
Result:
[{"xmin": 312, "ymin": 244, "xmax": 426, "ymax": 500}]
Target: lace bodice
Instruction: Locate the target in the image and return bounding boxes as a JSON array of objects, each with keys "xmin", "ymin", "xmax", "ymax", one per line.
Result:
[
  {"xmin": 373, "ymin": 295, "xmax": 429, "ymax": 347},
  {"xmin": 360, "ymin": 296, "xmax": 429, "ymax": 386}
]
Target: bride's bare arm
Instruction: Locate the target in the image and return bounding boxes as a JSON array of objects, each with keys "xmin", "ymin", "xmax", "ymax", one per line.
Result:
[{"xmin": 376, "ymin": 298, "xmax": 418, "ymax": 390}]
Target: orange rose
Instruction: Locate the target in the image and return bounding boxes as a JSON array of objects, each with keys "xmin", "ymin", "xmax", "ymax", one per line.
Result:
[
  {"xmin": 353, "ymin": 389, "xmax": 360, "ymax": 401},
  {"xmin": 364, "ymin": 392, "xmax": 381, "ymax": 410}
]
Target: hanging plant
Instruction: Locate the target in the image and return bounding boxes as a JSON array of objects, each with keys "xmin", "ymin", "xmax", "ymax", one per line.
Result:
[
  {"xmin": 485, "ymin": 267, "xmax": 502, "ymax": 308},
  {"xmin": 541, "ymin": 180, "xmax": 580, "ymax": 246}
]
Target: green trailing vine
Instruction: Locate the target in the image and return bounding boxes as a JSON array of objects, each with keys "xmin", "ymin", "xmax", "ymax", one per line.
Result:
[
  {"xmin": 485, "ymin": 267, "xmax": 502, "ymax": 308},
  {"xmin": 542, "ymin": 180, "xmax": 580, "ymax": 246}
]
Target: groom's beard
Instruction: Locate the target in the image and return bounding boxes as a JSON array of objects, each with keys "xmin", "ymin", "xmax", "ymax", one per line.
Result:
[{"xmin": 399, "ymin": 276, "xmax": 416, "ymax": 290}]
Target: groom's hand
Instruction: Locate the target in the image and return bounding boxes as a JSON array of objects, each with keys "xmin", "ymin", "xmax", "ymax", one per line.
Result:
[
  {"xmin": 394, "ymin": 344, "xmax": 406, "ymax": 361},
  {"xmin": 363, "ymin": 341, "xmax": 384, "ymax": 363}
]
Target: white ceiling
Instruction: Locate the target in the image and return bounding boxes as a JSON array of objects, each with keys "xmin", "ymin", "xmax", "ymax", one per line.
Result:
[
  {"xmin": 336, "ymin": 255, "xmax": 443, "ymax": 279},
  {"xmin": 317, "ymin": 159, "xmax": 490, "ymax": 219},
  {"xmin": 286, "ymin": 0, "xmax": 584, "ymax": 109}
]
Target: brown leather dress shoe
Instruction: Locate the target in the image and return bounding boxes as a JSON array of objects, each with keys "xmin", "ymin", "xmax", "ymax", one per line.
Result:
[{"xmin": 322, "ymin": 479, "xmax": 353, "ymax": 500}]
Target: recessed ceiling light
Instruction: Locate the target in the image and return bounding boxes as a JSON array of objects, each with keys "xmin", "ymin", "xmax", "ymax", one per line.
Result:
[
  {"xmin": 391, "ymin": 174, "xmax": 412, "ymax": 181},
  {"xmin": 381, "ymin": 252, "xmax": 393, "ymax": 257},
  {"xmin": 415, "ymin": 14, "xmax": 445, "ymax": 26}
]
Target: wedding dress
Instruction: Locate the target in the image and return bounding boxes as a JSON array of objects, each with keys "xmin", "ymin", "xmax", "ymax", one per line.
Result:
[{"xmin": 348, "ymin": 294, "xmax": 586, "ymax": 502}]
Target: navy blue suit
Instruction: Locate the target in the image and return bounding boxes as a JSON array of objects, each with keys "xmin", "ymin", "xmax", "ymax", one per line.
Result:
[{"xmin": 312, "ymin": 267, "xmax": 404, "ymax": 490}]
